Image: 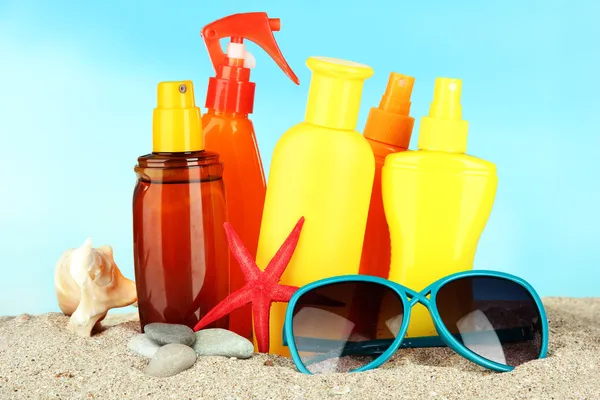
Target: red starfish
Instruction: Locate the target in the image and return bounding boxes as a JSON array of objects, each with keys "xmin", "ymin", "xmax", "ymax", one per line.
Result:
[{"xmin": 193, "ymin": 216, "xmax": 305, "ymax": 353}]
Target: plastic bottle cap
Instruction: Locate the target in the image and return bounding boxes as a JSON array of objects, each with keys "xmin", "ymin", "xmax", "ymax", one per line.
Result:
[
  {"xmin": 363, "ymin": 73, "xmax": 415, "ymax": 148},
  {"xmin": 304, "ymin": 57, "xmax": 374, "ymax": 130},
  {"xmin": 152, "ymin": 81, "xmax": 203, "ymax": 153},
  {"xmin": 418, "ymin": 77, "xmax": 469, "ymax": 153}
]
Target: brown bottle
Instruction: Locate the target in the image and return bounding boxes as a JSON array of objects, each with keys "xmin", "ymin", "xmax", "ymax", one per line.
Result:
[{"xmin": 133, "ymin": 80, "xmax": 229, "ymax": 330}]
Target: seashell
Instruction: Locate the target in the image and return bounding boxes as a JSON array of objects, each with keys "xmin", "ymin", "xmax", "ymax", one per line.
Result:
[{"xmin": 54, "ymin": 237, "xmax": 137, "ymax": 337}]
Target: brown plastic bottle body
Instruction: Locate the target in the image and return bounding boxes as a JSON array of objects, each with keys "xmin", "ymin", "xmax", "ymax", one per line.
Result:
[
  {"xmin": 132, "ymin": 151, "xmax": 229, "ymax": 331},
  {"xmin": 358, "ymin": 138, "xmax": 407, "ymax": 279}
]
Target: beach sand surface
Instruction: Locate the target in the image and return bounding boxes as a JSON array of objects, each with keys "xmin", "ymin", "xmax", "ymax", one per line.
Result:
[{"xmin": 0, "ymin": 297, "xmax": 599, "ymax": 400}]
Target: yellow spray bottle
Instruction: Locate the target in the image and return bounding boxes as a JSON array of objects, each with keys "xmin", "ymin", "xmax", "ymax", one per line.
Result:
[
  {"xmin": 382, "ymin": 78, "xmax": 498, "ymax": 338},
  {"xmin": 256, "ymin": 57, "xmax": 375, "ymax": 355}
]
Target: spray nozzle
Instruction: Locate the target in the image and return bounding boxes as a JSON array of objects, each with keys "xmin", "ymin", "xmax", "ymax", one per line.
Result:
[
  {"xmin": 379, "ymin": 73, "xmax": 415, "ymax": 115},
  {"xmin": 429, "ymin": 78, "xmax": 463, "ymax": 119},
  {"xmin": 363, "ymin": 72, "xmax": 416, "ymax": 148},
  {"xmin": 224, "ymin": 41, "xmax": 256, "ymax": 69},
  {"xmin": 202, "ymin": 12, "xmax": 299, "ymax": 114},
  {"xmin": 156, "ymin": 81, "xmax": 196, "ymax": 109},
  {"xmin": 202, "ymin": 12, "xmax": 299, "ymax": 84},
  {"xmin": 153, "ymin": 80, "xmax": 203, "ymax": 153},
  {"xmin": 418, "ymin": 77, "xmax": 468, "ymax": 153}
]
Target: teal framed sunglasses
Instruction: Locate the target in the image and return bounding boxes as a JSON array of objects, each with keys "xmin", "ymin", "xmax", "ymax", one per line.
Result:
[{"xmin": 283, "ymin": 270, "xmax": 548, "ymax": 374}]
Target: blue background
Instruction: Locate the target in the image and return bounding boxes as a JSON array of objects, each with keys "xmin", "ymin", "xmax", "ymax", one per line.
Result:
[{"xmin": 1, "ymin": 0, "xmax": 599, "ymax": 316}]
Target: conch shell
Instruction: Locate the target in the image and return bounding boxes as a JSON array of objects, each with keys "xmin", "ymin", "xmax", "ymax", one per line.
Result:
[{"xmin": 54, "ymin": 238, "xmax": 137, "ymax": 336}]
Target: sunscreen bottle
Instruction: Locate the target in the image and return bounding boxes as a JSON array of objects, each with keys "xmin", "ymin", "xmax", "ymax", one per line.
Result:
[
  {"xmin": 359, "ymin": 73, "xmax": 415, "ymax": 279},
  {"xmin": 256, "ymin": 57, "xmax": 375, "ymax": 355},
  {"xmin": 200, "ymin": 12, "xmax": 299, "ymax": 340},
  {"xmin": 133, "ymin": 81, "xmax": 229, "ymax": 330},
  {"xmin": 383, "ymin": 78, "xmax": 498, "ymax": 338}
]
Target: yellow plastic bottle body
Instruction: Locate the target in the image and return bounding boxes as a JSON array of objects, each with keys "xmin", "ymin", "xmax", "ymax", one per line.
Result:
[
  {"xmin": 382, "ymin": 150, "xmax": 498, "ymax": 337},
  {"xmin": 256, "ymin": 122, "xmax": 375, "ymax": 356}
]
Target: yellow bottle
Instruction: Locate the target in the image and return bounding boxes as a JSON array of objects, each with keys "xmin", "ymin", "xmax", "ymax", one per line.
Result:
[
  {"xmin": 256, "ymin": 57, "xmax": 375, "ymax": 355},
  {"xmin": 382, "ymin": 77, "xmax": 498, "ymax": 338}
]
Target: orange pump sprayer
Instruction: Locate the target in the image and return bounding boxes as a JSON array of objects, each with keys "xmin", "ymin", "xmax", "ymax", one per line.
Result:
[
  {"xmin": 359, "ymin": 73, "xmax": 415, "ymax": 279},
  {"xmin": 201, "ymin": 13, "xmax": 299, "ymax": 340}
]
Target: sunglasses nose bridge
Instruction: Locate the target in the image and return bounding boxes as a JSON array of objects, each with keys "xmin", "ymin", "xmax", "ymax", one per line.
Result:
[{"xmin": 408, "ymin": 291, "xmax": 431, "ymax": 307}]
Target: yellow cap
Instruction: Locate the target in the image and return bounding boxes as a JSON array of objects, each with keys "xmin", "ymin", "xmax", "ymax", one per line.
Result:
[
  {"xmin": 304, "ymin": 57, "xmax": 374, "ymax": 130},
  {"xmin": 152, "ymin": 80, "xmax": 203, "ymax": 153},
  {"xmin": 418, "ymin": 77, "xmax": 469, "ymax": 153}
]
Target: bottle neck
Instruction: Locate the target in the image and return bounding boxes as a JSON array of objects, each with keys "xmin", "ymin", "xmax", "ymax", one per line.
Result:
[
  {"xmin": 304, "ymin": 74, "xmax": 363, "ymax": 130},
  {"xmin": 207, "ymin": 108, "xmax": 250, "ymax": 119},
  {"xmin": 417, "ymin": 116, "xmax": 468, "ymax": 153},
  {"xmin": 151, "ymin": 151, "xmax": 205, "ymax": 156},
  {"xmin": 137, "ymin": 151, "xmax": 220, "ymax": 169},
  {"xmin": 417, "ymin": 78, "xmax": 468, "ymax": 153}
]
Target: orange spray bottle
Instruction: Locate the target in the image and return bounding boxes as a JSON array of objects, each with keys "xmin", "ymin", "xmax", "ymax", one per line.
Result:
[
  {"xmin": 359, "ymin": 73, "xmax": 415, "ymax": 279},
  {"xmin": 201, "ymin": 13, "xmax": 299, "ymax": 340}
]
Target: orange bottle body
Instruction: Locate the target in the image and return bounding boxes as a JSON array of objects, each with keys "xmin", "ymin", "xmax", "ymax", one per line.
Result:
[
  {"xmin": 200, "ymin": 11, "xmax": 299, "ymax": 341},
  {"xmin": 133, "ymin": 151, "xmax": 230, "ymax": 331},
  {"xmin": 359, "ymin": 138, "xmax": 407, "ymax": 279},
  {"xmin": 357, "ymin": 72, "xmax": 416, "ymax": 279},
  {"xmin": 203, "ymin": 110, "xmax": 266, "ymax": 339}
]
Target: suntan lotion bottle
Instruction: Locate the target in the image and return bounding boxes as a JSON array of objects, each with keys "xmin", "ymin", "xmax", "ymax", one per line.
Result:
[
  {"xmin": 256, "ymin": 57, "xmax": 375, "ymax": 355},
  {"xmin": 133, "ymin": 81, "xmax": 229, "ymax": 330},
  {"xmin": 359, "ymin": 73, "xmax": 415, "ymax": 279},
  {"xmin": 382, "ymin": 78, "xmax": 498, "ymax": 338},
  {"xmin": 200, "ymin": 12, "xmax": 299, "ymax": 340}
]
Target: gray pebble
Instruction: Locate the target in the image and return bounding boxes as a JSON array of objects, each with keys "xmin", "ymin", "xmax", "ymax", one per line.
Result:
[
  {"xmin": 144, "ymin": 323, "xmax": 196, "ymax": 346},
  {"xmin": 192, "ymin": 328, "xmax": 254, "ymax": 359},
  {"xmin": 127, "ymin": 334, "xmax": 161, "ymax": 358},
  {"xmin": 144, "ymin": 344, "xmax": 197, "ymax": 378}
]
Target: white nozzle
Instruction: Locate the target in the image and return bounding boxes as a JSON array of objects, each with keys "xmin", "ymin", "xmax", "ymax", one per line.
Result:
[
  {"xmin": 225, "ymin": 42, "xmax": 256, "ymax": 69},
  {"xmin": 226, "ymin": 42, "xmax": 245, "ymax": 60},
  {"xmin": 243, "ymin": 51, "xmax": 256, "ymax": 69}
]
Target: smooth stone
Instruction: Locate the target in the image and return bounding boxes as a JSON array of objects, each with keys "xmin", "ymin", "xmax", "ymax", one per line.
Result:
[
  {"xmin": 144, "ymin": 323, "xmax": 196, "ymax": 346},
  {"xmin": 145, "ymin": 344, "xmax": 197, "ymax": 378},
  {"xmin": 192, "ymin": 328, "xmax": 254, "ymax": 359},
  {"xmin": 127, "ymin": 334, "xmax": 161, "ymax": 358}
]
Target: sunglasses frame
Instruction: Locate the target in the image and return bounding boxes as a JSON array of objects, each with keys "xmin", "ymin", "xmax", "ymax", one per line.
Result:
[{"xmin": 283, "ymin": 270, "xmax": 549, "ymax": 374}]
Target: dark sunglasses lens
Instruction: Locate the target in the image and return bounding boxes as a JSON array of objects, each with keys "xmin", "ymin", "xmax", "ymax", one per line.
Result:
[
  {"xmin": 436, "ymin": 276, "xmax": 543, "ymax": 367},
  {"xmin": 291, "ymin": 281, "xmax": 404, "ymax": 374}
]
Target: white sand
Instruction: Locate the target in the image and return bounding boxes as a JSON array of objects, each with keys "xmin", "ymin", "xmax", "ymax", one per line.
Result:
[{"xmin": 1, "ymin": 298, "xmax": 599, "ymax": 400}]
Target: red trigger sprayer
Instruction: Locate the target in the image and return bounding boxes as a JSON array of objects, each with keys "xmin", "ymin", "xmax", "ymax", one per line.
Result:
[{"xmin": 200, "ymin": 12, "xmax": 299, "ymax": 342}]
